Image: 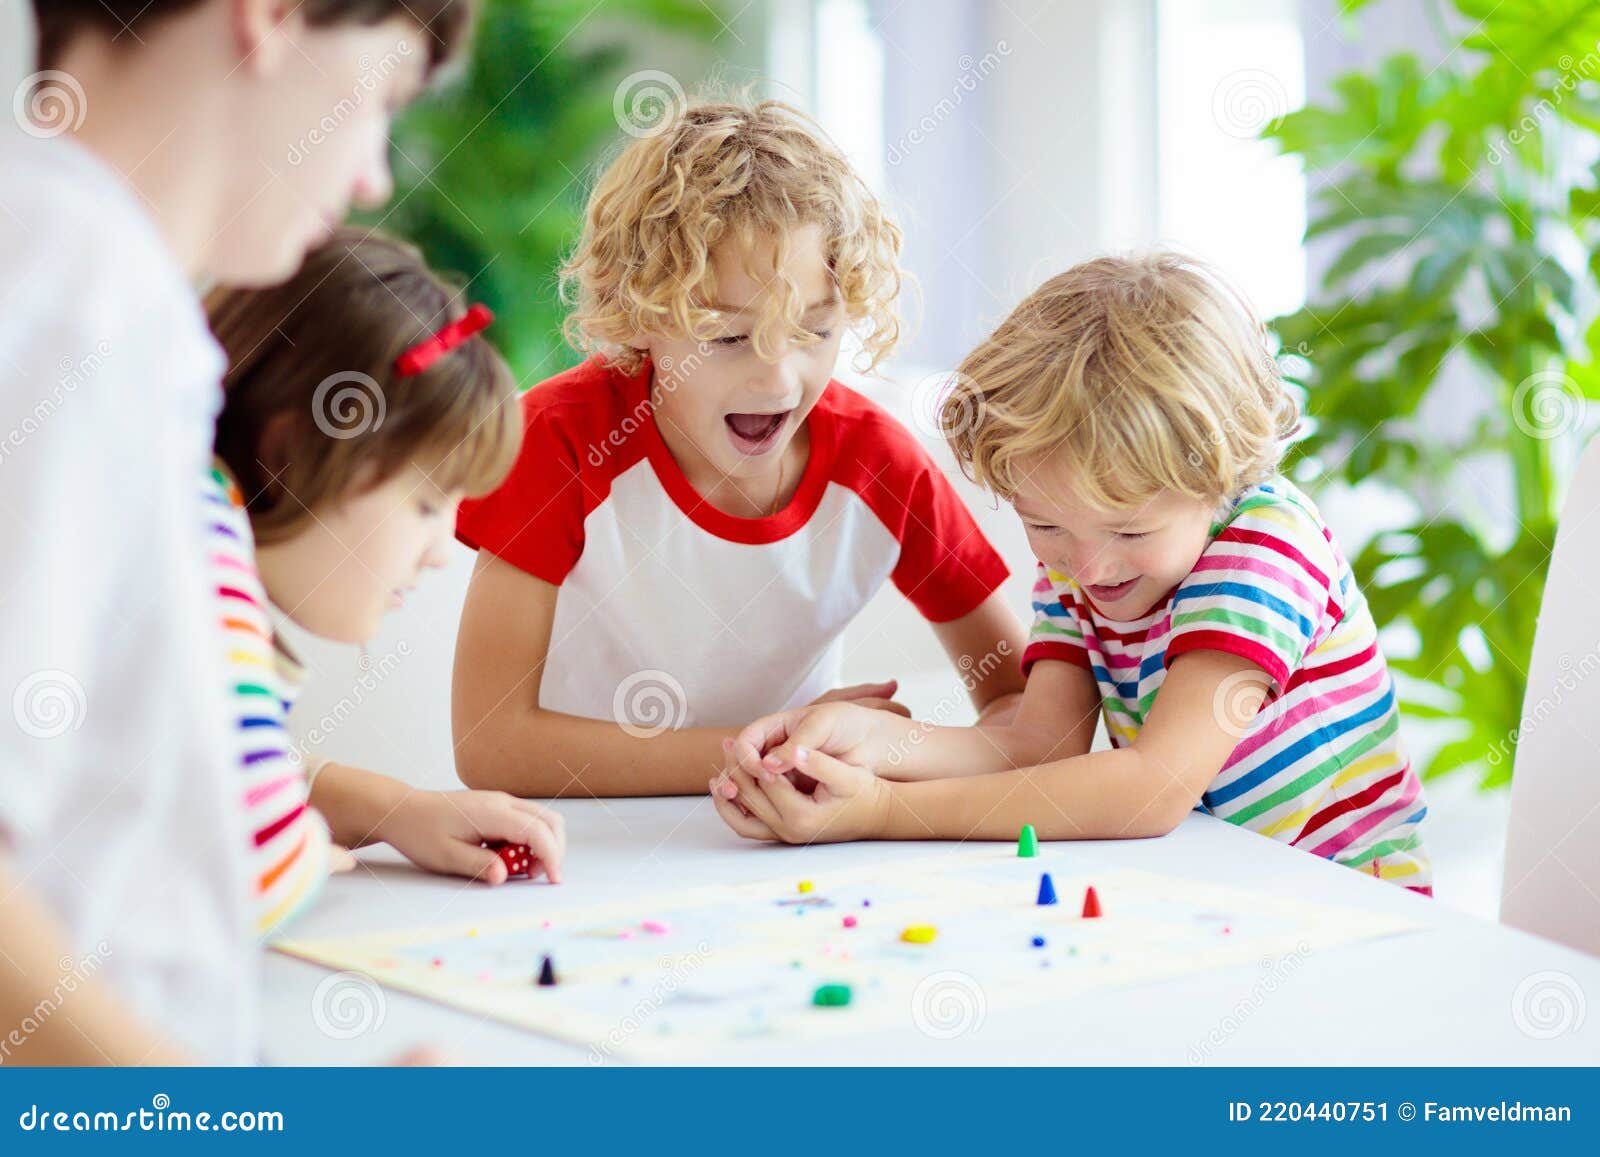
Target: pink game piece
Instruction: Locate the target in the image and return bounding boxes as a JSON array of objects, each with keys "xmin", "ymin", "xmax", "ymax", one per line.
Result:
[
  {"xmin": 642, "ymin": 920, "xmax": 670, "ymax": 934},
  {"xmin": 842, "ymin": 915, "xmax": 858, "ymax": 928}
]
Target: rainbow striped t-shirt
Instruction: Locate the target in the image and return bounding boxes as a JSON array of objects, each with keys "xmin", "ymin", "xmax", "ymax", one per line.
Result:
[
  {"xmin": 204, "ymin": 460, "xmax": 332, "ymax": 934},
  {"xmin": 1022, "ymin": 477, "xmax": 1431, "ymax": 892}
]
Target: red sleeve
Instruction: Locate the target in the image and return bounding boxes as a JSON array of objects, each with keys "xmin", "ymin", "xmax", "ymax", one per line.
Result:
[
  {"xmin": 890, "ymin": 460, "xmax": 1010, "ymax": 621},
  {"xmin": 456, "ymin": 396, "xmax": 591, "ymax": 586},
  {"xmin": 828, "ymin": 388, "xmax": 1009, "ymax": 623}
]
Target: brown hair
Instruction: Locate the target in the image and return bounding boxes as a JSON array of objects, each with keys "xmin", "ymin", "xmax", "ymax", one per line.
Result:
[
  {"xmin": 32, "ymin": 1, "xmax": 475, "ymax": 72},
  {"xmin": 945, "ymin": 250, "xmax": 1300, "ymax": 510},
  {"xmin": 562, "ymin": 94, "xmax": 903, "ymax": 374},
  {"xmin": 207, "ymin": 226, "xmax": 521, "ymax": 544}
]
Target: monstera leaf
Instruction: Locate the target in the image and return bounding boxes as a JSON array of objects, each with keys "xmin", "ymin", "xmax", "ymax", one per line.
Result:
[{"xmin": 1268, "ymin": 0, "xmax": 1600, "ymax": 786}]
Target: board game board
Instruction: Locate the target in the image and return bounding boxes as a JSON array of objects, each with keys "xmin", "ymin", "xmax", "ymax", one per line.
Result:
[{"xmin": 274, "ymin": 845, "xmax": 1421, "ymax": 1062}]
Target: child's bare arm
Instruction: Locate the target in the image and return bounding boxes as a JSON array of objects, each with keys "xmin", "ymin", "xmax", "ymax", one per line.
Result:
[
  {"xmin": 1002, "ymin": 659, "xmax": 1101, "ymax": 762},
  {"xmin": 730, "ymin": 657, "xmax": 1100, "ymax": 785},
  {"xmin": 0, "ymin": 856, "xmax": 189, "ymax": 1066},
  {"xmin": 880, "ymin": 651, "xmax": 1268, "ymax": 838},
  {"xmin": 308, "ymin": 764, "xmax": 567, "ymax": 883},
  {"xmin": 717, "ymin": 651, "xmax": 1269, "ymax": 844},
  {"xmin": 453, "ymin": 552, "xmax": 733, "ymax": 796},
  {"xmin": 928, "ymin": 591, "xmax": 1028, "ymax": 711}
]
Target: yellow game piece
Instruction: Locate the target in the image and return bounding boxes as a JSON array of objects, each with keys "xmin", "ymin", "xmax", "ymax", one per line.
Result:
[
  {"xmin": 798, "ymin": 880, "xmax": 814, "ymax": 894},
  {"xmin": 900, "ymin": 924, "xmax": 938, "ymax": 944}
]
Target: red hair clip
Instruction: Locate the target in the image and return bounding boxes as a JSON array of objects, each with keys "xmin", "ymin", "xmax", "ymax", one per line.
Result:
[{"xmin": 395, "ymin": 304, "xmax": 495, "ymax": 377}]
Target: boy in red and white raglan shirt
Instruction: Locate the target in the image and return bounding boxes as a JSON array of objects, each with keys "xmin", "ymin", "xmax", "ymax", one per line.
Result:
[{"xmin": 454, "ymin": 96, "xmax": 1026, "ymax": 798}]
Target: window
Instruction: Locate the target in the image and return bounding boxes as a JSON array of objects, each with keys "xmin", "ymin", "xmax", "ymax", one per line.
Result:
[{"xmin": 1157, "ymin": 0, "xmax": 1306, "ymax": 318}]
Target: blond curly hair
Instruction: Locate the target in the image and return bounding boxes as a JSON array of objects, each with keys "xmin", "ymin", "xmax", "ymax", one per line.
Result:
[
  {"xmin": 562, "ymin": 95, "xmax": 903, "ymax": 373},
  {"xmin": 944, "ymin": 251, "xmax": 1300, "ymax": 510}
]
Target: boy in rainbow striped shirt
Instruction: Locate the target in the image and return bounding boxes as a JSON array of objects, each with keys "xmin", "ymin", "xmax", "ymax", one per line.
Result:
[{"xmin": 713, "ymin": 251, "xmax": 1431, "ymax": 893}]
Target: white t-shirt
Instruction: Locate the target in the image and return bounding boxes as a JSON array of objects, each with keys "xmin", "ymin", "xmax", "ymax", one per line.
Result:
[
  {"xmin": 457, "ymin": 357, "xmax": 1009, "ymax": 731},
  {"xmin": 0, "ymin": 131, "xmax": 256, "ymax": 1062}
]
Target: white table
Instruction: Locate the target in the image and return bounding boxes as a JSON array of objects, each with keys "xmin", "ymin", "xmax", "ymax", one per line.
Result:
[{"xmin": 261, "ymin": 799, "xmax": 1600, "ymax": 1065}]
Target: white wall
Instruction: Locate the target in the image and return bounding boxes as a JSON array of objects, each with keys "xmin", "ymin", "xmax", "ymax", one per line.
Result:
[{"xmin": 281, "ymin": 551, "xmax": 473, "ymax": 795}]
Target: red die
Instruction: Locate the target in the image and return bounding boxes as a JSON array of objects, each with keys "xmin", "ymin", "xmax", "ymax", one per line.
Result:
[{"xmin": 484, "ymin": 840, "xmax": 534, "ymax": 879}]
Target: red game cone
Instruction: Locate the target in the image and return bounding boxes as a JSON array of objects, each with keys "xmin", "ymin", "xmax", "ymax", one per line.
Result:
[{"xmin": 1081, "ymin": 886, "xmax": 1102, "ymax": 918}]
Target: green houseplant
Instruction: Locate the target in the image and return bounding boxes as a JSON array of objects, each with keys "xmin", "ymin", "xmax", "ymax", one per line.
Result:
[
  {"xmin": 1266, "ymin": 0, "xmax": 1600, "ymax": 786},
  {"xmin": 372, "ymin": 0, "xmax": 725, "ymax": 379}
]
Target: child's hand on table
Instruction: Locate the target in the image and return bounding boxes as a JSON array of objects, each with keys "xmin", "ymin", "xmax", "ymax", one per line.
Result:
[
  {"xmin": 711, "ymin": 744, "xmax": 890, "ymax": 844},
  {"xmin": 708, "ymin": 700, "xmax": 913, "ymax": 841},
  {"xmin": 375, "ymin": 790, "xmax": 566, "ymax": 885},
  {"xmin": 725, "ymin": 700, "xmax": 905, "ymax": 784}
]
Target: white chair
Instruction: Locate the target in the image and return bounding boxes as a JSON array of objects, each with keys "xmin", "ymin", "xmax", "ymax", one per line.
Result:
[{"xmin": 1501, "ymin": 436, "xmax": 1600, "ymax": 955}]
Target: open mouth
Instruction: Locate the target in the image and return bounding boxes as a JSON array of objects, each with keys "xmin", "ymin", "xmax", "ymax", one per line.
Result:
[
  {"xmin": 1085, "ymin": 576, "xmax": 1140, "ymax": 604},
  {"xmin": 724, "ymin": 410, "xmax": 791, "ymax": 455}
]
